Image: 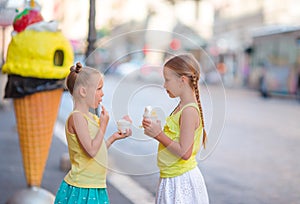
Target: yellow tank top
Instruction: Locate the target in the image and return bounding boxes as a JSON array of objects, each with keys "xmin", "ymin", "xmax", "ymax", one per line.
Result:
[
  {"xmin": 157, "ymin": 103, "xmax": 203, "ymax": 178},
  {"xmin": 64, "ymin": 111, "xmax": 108, "ymax": 188}
]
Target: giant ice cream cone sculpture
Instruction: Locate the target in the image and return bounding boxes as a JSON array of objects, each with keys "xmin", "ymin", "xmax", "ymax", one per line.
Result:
[
  {"xmin": 13, "ymin": 89, "xmax": 62, "ymax": 186},
  {"xmin": 2, "ymin": 1, "xmax": 73, "ymax": 192}
]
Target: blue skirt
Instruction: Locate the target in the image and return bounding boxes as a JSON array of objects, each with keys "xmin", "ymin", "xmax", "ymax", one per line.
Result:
[{"xmin": 54, "ymin": 180, "xmax": 110, "ymax": 204}]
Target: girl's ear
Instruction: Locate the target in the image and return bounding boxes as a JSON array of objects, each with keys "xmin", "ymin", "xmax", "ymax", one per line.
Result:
[
  {"xmin": 179, "ymin": 76, "xmax": 187, "ymax": 88},
  {"xmin": 181, "ymin": 75, "xmax": 189, "ymax": 83},
  {"xmin": 79, "ymin": 86, "xmax": 87, "ymax": 97}
]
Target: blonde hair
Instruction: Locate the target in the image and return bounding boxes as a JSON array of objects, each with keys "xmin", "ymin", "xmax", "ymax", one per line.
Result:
[
  {"xmin": 65, "ymin": 62, "xmax": 103, "ymax": 95},
  {"xmin": 164, "ymin": 53, "xmax": 207, "ymax": 148}
]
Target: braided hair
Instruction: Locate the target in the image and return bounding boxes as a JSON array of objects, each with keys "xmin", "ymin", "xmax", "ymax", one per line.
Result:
[{"xmin": 164, "ymin": 54, "xmax": 207, "ymax": 148}]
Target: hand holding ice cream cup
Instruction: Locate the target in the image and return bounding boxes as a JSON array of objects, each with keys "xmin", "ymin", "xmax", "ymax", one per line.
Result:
[
  {"xmin": 142, "ymin": 106, "xmax": 164, "ymax": 138},
  {"xmin": 116, "ymin": 115, "xmax": 133, "ymax": 137},
  {"xmin": 141, "ymin": 106, "xmax": 159, "ymax": 125},
  {"xmin": 117, "ymin": 119, "xmax": 131, "ymax": 134},
  {"xmin": 146, "ymin": 106, "xmax": 159, "ymax": 121}
]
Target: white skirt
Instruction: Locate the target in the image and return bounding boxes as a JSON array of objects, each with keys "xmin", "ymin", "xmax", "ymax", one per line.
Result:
[{"xmin": 156, "ymin": 167, "xmax": 209, "ymax": 204}]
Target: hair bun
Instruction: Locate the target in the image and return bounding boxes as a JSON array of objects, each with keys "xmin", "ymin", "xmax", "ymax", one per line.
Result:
[
  {"xmin": 75, "ymin": 62, "xmax": 82, "ymax": 73},
  {"xmin": 70, "ymin": 62, "xmax": 82, "ymax": 73},
  {"xmin": 70, "ymin": 65, "xmax": 75, "ymax": 72}
]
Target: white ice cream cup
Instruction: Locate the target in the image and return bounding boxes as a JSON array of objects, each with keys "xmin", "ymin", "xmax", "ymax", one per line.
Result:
[
  {"xmin": 143, "ymin": 106, "xmax": 158, "ymax": 121},
  {"xmin": 117, "ymin": 119, "xmax": 131, "ymax": 134},
  {"xmin": 143, "ymin": 106, "xmax": 152, "ymax": 118}
]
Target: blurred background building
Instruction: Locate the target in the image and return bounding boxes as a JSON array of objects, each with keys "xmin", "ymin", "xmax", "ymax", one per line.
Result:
[{"xmin": 1, "ymin": 0, "xmax": 300, "ymax": 97}]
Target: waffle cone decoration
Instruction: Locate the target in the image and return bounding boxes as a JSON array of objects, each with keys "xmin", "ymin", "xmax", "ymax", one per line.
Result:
[
  {"xmin": 2, "ymin": 2, "xmax": 73, "ymax": 190},
  {"xmin": 13, "ymin": 89, "xmax": 63, "ymax": 186}
]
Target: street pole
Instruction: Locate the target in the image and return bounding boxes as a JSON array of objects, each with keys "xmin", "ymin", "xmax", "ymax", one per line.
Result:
[
  {"xmin": 85, "ymin": 0, "xmax": 96, "ymax": 67},
  {"xmin": 1, "ymin": 26, "xmax": 5, "ymax": 68},
  {"xmin": 84, "ymin": 0, "xmax": 99, "ymax": 115}
]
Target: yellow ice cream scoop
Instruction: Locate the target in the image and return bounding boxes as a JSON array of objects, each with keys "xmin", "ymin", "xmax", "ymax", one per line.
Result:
[{"xmin": 2, "ymin": 30, "xmax": 74, "ymax": 79}]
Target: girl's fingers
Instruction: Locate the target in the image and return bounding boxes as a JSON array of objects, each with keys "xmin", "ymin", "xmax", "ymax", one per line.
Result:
[
  {"xmin": 101, "ymin": 106, "xmax": 108, "ymax": 115},
  {"xmin": 142, "ymin": 122, "xmax": 149, "ymax": 128},
  {"xmin": 142, "ymin": 118, "xmax": 151, "ymax": 126},
  {"xmin": 144, "ymin": 118, "xmax": 151, "ymax": 123},
  {"xmin": 117, "ymin": 129, "xmax": 132, "ymax": 138},
  {"xmin": 124, "ymin": 129, "xmax": 132, "ymax": 136},
  {"xmin": 126, "ymin": 128, "xmax": 132, "ymax": 136}
]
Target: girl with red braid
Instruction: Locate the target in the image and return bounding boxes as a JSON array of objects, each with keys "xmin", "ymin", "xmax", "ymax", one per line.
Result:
[{"xmin": 142, "ymin": 54, "xmax": 209, "ymax": 203}]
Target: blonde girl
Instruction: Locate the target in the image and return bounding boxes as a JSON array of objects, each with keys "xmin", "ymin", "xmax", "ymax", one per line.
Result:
[
  {"xmin": 142, "ymin": 54, "xmax": 209, "ymax": 203},
  {"xmin": 54, "ymin": 62, "xmax": 131, "ymax": 204}
]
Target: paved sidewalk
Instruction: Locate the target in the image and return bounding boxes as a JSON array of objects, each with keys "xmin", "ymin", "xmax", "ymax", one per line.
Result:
[{"xmin": 0, "ymin": 103, "xmax": 133, "ymax": 204}]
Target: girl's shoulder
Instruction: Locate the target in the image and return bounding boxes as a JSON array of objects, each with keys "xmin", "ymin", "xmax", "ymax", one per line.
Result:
[
  {"xmin": 181, "ymin": 103, "xmax": 199, "ymax": 113},
  {"xmin": 169, "ymin": 103, "xmax": 199, "ymax": 122},
  {"xmin": 66, "ymin": 111, "xmax": 86, "ymax": 134},
  {"xmin": 170, "ymin": 102, "xmax": 199, "ymax": 117},
  {"xmin": 66, "ymin": 111, "xmax": 99, "ymax": 134},
  {"xmin": 69, "ymin": 110, "xmax": 95, "ymax": 120}
]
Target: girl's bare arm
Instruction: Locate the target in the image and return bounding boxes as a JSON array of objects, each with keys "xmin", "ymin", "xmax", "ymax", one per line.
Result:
[{"xmin": 70, "ymin": 112, "xmax": 106, "ymax": 157}]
